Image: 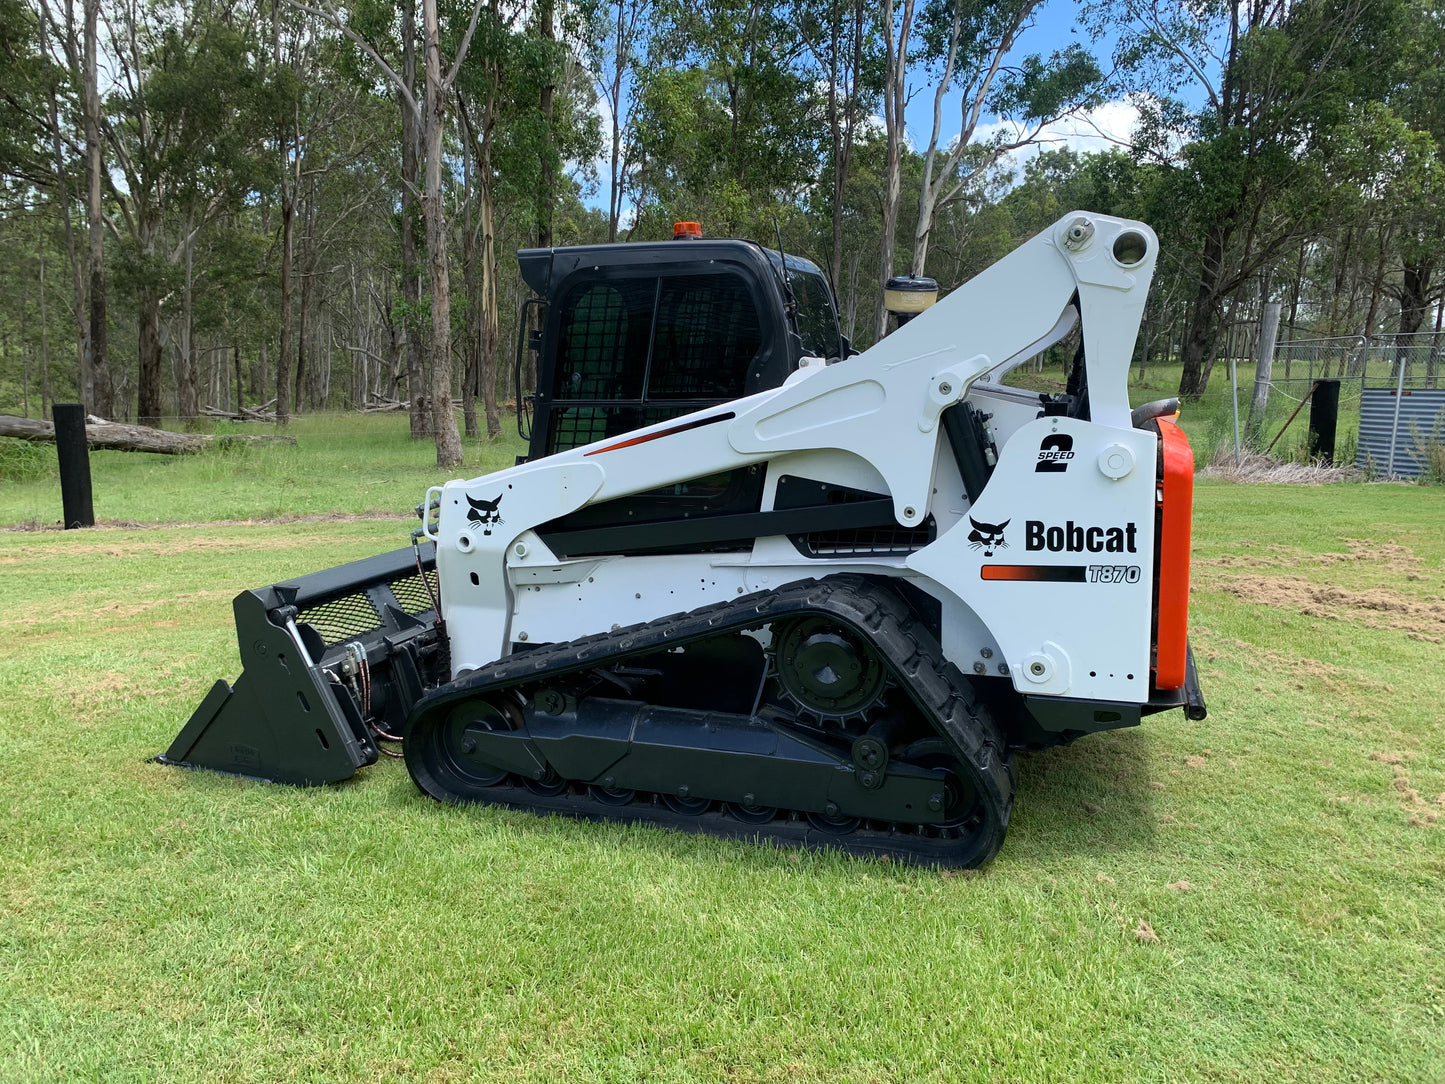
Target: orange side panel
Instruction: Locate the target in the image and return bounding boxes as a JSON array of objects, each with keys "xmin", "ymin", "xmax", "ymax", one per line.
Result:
[{"xmin": 1154, "ymin": 418, "xmax": 1194, "ymax": 690}]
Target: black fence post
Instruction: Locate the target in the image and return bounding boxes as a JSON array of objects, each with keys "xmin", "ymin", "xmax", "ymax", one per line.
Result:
[
  {"xmin": 53, "ymin": 403, "xmax": 95, "ymax": 528},
  {"xmin": 1308, "ymin": 379, "xmax": 1341, "ymax": 465}
]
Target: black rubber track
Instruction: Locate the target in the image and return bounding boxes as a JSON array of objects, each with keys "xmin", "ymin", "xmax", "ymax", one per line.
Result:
[{"xmin": 405, "ymin": 575, "xmax": 1014, "ymax": 867}]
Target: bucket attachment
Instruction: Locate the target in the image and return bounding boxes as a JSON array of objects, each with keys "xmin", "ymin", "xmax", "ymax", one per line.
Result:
[{"xmin": 159, "ymin": 543, "xmax": 447, "ymax": 786}]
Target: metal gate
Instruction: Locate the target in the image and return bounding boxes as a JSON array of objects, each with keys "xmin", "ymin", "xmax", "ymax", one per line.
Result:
[{"xmin": 1356, "ymin": 383, "xmax": 1445, "ymax": 478}]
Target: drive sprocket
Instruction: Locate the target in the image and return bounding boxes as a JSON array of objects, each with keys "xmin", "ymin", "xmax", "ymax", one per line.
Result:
[{"xmin": 770, "ymin": 615, "xmax": 887, "ymax": 727}]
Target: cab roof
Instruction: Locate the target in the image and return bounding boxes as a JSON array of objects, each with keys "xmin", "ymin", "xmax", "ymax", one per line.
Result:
[{"xmin": 517, "ymin": 239, "xmax": 827, "ymax": 299}]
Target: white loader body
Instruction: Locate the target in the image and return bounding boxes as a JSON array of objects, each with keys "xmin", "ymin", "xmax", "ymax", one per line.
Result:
[{"xmin": 424, "ymin": 213, "xmax": 1167, "ymax": 709}]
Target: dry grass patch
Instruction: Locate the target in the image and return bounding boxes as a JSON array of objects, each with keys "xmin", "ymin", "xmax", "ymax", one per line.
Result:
[
  {"xmin": 1196, "ymin": 537, "xmax": 1427, "ymax": 575},
  {"xmin": 0, "ymin": 588, "xmax": 232, "ymax": 629},
  {"xmin": 1216, "ymin": 575, "xmax": 1445, "ymax": 641},
  {"xmin": 1197, "ymin": 450, "xmax": 1357, "ymax": 484}
]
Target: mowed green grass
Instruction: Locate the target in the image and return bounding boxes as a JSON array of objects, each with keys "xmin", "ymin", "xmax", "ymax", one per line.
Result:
[
  {"xmin": 0, "ymin": 426, "xmax": 1442, "ymax": 1082},
  {"xmin": 0, "ymin": 414, "xmax": 529, "ymax": 525}
]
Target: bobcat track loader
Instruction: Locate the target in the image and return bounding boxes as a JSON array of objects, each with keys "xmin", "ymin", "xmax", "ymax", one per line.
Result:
[{"xmin": 160, "ymin": 212, "xmax": 1206, "ymax": 868}]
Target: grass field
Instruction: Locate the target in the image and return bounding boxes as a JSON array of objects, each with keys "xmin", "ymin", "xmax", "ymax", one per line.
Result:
[
  {"xmin": 0, "ymin": 415, "xmax": 530, "ymax": 525},
  {"xmin": 0, "ymin": 414, "xmax": 1442, "ymax": 1082}
]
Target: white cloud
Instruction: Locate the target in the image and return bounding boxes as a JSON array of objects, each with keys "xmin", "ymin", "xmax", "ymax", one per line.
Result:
[{"xmin": 967, "ymin": 99, "xmax": 1141, "ymax": 172}]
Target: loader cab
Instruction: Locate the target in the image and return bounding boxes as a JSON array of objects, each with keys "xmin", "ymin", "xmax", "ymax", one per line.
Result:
[{"xmin": 516, "ymin": 237, "xmax": 843, "ymax": 460}]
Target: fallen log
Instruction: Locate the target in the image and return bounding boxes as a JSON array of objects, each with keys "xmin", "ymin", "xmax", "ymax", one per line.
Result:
[
  {"xmin": 0, "ymin": 415, "xmax": 297, "ymax": 455},
  {"xmin": 361, "ymin": 394, "xmax": 417, "ymax": 413},
  {"xmin": 203, "ymin": 403, "xmax": 278, "ymax": 423}
]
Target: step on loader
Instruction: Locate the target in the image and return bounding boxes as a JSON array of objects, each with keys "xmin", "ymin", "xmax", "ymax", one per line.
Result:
[{"xmin": 159, "ymin": 212, "xmax": 1207, "ymax": 867}]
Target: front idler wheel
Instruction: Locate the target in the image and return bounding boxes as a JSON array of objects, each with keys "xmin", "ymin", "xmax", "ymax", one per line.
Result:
[{"xmin": 407, "ymin": 698, "xmax": 516, "ymax": 802}]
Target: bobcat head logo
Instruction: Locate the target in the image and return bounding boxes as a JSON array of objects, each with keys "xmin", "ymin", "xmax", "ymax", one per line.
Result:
[
  {"xmin": 967, "ymin": 516, "xmax": 1010, "ymax": 558},
  {"xmin": 466, "ymin": 493, "xmax": 504, "ymax": 536}
]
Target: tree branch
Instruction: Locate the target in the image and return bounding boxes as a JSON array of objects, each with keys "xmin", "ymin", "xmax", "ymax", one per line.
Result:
[
  {"xmin": 1144, "ymin": 0, "xmax": 1221, "ymax": 113},
  {"xmin": 442, "ymin": 0, "xmax": 489, "ymax": 93},
  {"xmin": 284, "ymin": 0, "xmax": 420, "ymax": 120}
]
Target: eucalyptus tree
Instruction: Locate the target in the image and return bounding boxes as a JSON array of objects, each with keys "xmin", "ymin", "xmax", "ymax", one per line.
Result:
[
  {"xmin": 259, "ymin": 0, "xmax": 316, "ymax": 426},
  {"xmin": 1101, "ymin": 0, "xmax": 1394, "ymax": 399},
  {"xmin": 871, "ymin": 0, "xmax": 1099, "ymax": 337},
  {"xmin": 454, "ymin": 1, "xmax": 527, "ymax": 440},
  {"xmin": 101, "ymin": 0, "xmax": 264, "ymax": 425},
  {"xmin": 1383, "ymin": 2, "xmax": 1445, "ymax": 341},
  {"xmin": 793, "ymin": 0, "xmax": 881, "ymax": 296},
  {"xmin": 589, "ymin": 0, "xmax": 650, "ymax": 242},
  {"xmin": 630, "ymin": 0, "xmax": 824, "ymax": 239},
  {"xmin": 25, "ymin": 0, "xmax": 94, "ymax": 412},
  {"xmin": 83, "ymin": 0, "xmax": 108, "ymax": 416},
  {"xmin": 908, "ymin": 0, "xmax": 1100, "ymax": 279},
  {"xmin": 299, "ymin": 0, "xmax": 487, "ymax": 468},
  {"xmin": 875, "ymin": 0, "xmax": 913, "ymax": 339},
  {"xmin": 0, "ymin": 0, "xmax": 51, "ymax": 200},
  {"xmin": 453, "ymin": 0, "xmax": 600, "ymax": 436},
  {"xmin": 333, "ymin": 0, "xmax": 429, "ymax": 436}
]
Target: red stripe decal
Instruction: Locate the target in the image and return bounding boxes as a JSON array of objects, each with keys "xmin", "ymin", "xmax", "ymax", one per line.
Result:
[
  {"xmin": 981, "ymin": 565, "xmax": 1087, "ymax": 582},
  {"xmin": 584, "ymin": 411, "xmax": 736, "ymax": 456}
]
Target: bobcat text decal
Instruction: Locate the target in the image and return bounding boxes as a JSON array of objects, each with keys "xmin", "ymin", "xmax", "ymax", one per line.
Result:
[{"xmin": 1025, "ymin": 520, "xmax": 1137, "ymax": 553}]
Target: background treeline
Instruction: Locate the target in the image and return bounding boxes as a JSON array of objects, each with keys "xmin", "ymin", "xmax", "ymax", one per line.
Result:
[{"xmin": 1, "ymin": 0, "xmax": 1442, "ymax": 465}]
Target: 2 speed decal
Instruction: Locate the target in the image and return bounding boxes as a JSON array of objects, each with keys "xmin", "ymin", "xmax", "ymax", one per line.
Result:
[{"xmin": 1035, "ymin": 433, "xmax": 1074, "ymax": 473}]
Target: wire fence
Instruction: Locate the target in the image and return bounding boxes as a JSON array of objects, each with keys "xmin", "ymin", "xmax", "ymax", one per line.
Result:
[
  {"xmin": 1275, "ymin": 333, "xmax": 1445, "ymax": 386},
  {"xmin": 1217, "ymin": 373, "xmax": 1359, "ymax": 465},
  {"xmin": 1231, "ymin": 333, "xmax": 1445, "ymax": 476}
]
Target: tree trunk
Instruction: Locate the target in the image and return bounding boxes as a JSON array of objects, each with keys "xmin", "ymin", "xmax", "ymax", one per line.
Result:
[
  {"xmin": 1399, "ymin": 260, "xmax": 1434, "ymax": 336},
  {"xmin": 41, "ymin": 10, "xmax": 88, "ymax": 413},
  {"xmin": 423, "ymin": 0, "xmax": 462, "ymax": 469},
  {"xmin": 605, "ymin": 0, "xmax": 627, "ymax": 244},
  {"xmin": 401, "ymin": 0, "xmax": 428, "ymax": 440},
  {"xmin": 1179, "ymin": 227, "xmax": 1228, "ymax": 400},
  {"xmin": 538, "ymin": 0, "xmax": 556, "ymax": 250},
  {"xmin": 875, "ymin": 0, "xmax": 913, "ymax": 343},
  {"xmin": 85, "ymin": 0, "xmax": 111, "ymax": 420},
  {"xmin": 461, "ymin": 117, "xmax": 479, "ymax": 439},
  {"xmin": 0, "ymin": 414, "xmax": 294, "ymax": 453},
  {"xmin": 479, "ymin": 135, "xmax": 501, "ymax": 438},
  {"xmin": 234, "ymin": 344, "xmax": 243, "ymax": 413},
  {"xmin": 39, "ymin": 248, "xmax": 51, "ymax": 420},
  {"xmin": 318, "ymin": 311, "xmax": 331, "ymax": 408},
  {"xmin": 179, "ymin": 221, "xmax": 200, "ymax": 424},
  {"xmin": 1361, "ymin": 235, "xmax": 1389, "ymax": 339},
  {"xmin": 822, "ymin": 0, "xmax": 855, "ymax": 296},
  {"xmin": 1429, "ymin": 296, "xmax": 1443, "ymax": 387},
  {"xmin": 137, "ymin": 280, "xmax": 163, "ymax": 426},
  {"xmin": 277, "ymin": 195, "xmax": 295, "ymax": 424},
  {"xmin": 297, "ymin": 259, "xmax": 313, "ymax": 414},
  {"xmin": 1286, "ymin": 239, "xmax": 1306, "ymax": 379}
]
